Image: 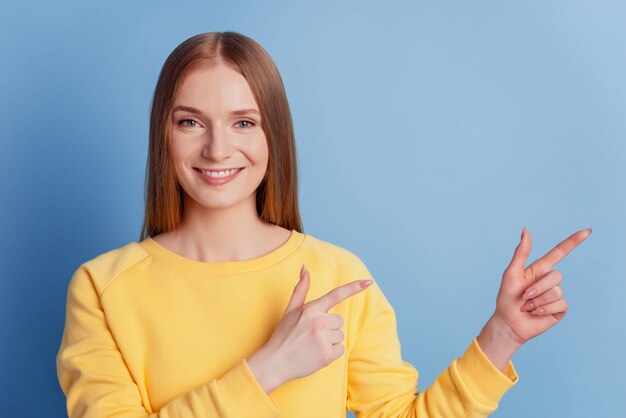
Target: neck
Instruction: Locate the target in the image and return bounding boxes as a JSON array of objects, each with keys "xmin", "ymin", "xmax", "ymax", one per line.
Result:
[{"xmin": 171, "ymin": 193, "xmax": 274, "ymax": 262}]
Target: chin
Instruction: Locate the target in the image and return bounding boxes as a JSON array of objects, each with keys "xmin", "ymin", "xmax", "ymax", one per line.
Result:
[
  {"xmin": 194, "ymin": 198, "xmax": 241, "ymax": 209},
  {"xmin": 190, "ymin": 192, "xmax": 256, "ymax": 211}
]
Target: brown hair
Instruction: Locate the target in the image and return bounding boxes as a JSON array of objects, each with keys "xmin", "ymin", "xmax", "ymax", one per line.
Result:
[{"xmin": 139, "ymin": 31, "xmax": 303, "ymax": 241}]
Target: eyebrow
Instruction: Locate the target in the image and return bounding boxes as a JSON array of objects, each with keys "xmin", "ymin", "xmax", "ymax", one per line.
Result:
[{"xmin": 172, "ymin": 105, "xmax": 260, "ymax": 117}]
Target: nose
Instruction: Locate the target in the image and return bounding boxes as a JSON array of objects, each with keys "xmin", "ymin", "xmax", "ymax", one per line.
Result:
[{"xmin": 201, "ymin": 125, "xmax": 233, "ymax": 161}]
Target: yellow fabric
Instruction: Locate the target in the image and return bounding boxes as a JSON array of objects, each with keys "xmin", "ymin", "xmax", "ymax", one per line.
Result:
[{"xmin": 56, "ymin": 229, "xmax": 518, "ymax": 417}]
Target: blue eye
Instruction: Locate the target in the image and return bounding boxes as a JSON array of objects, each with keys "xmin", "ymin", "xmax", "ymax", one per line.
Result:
[
  {"xmin": 236, "ymin": 120, "xmax": 255, "ymax": 128},
  {"xmin": 177, "ymin": 118, "xmax": 255, "ymax": 129},
  {"xmin": 178, "ymin": 119, "xmax": 198, "ymax": 128}
]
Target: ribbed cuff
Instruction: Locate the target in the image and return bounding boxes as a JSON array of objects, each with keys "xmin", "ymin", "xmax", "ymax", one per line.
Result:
[
  {"xmin": 455, "ymin": 337, "xmax": 519, "ymax": 407},
  {"xmin": 217, "ymin": 358, "xmax": 281, "ymax": 417}
]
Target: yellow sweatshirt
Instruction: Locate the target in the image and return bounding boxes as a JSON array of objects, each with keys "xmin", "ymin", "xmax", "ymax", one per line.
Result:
[{"xmin": 56, "ymin": 229, "xmax": 518, "ymax": 417}]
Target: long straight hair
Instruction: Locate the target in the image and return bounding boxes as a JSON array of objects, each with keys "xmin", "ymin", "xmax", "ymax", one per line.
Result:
[{"xmin": 140, "ymin": 32, "xmax": 303, "ymax": 241}]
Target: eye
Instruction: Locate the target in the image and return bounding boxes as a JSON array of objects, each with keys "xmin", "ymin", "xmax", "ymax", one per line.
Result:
[
  {"xmin": 235, "ymin": 120, "xmax": 255, "ymax": 128},
  {"xmin": 178, "ymin": 118, "xmax": 199, "ymax": 128}
]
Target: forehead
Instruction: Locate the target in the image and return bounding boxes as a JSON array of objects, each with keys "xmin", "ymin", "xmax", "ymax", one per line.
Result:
[{"xmin": 174, "ymin": 62, "xmax": 259, "ymax": 113}]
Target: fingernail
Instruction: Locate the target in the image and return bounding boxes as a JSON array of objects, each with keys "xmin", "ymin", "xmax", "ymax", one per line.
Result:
[
  {"xmin": 521, "ymin": 301, "xmax": 535, "ymax": 312},
  {"xmin": 521, "ymin": 226, "xmax": 526, "ymax": 240},
  {"xmin": 522, "ymin": 289, "xmax": 536, "ymax": 300},
  {"xmin": 361, "ymin": 280, "xmax": 373, "ymax": 288},
  {"xmin": 531, "ymin": 307, "xmax": 545, "ymax": 315}
]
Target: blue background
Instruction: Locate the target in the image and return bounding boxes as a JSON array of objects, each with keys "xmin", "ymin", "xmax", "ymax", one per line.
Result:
[{"xmin": 1, "ymin": 1, "xmax": 624, "ymax": 417}]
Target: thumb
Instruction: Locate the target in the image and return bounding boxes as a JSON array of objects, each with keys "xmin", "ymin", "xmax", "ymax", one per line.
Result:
[
  {"xmin": 507, "ymin": 226, "xmax": 532, "ymax": 272},
  {"xmin": 284, "ymin": 264, "xmax": 310, "ymax": 315}
]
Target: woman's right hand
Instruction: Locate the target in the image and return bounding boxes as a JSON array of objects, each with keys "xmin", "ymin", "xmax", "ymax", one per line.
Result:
[{"xmin": 246, "ymin": 264, "xmax": 373, "ymax": 393}]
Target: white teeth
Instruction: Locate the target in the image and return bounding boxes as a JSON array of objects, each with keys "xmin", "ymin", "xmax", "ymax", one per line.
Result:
[{"xmin": 200, "ymin": 168, "xmax": 241, "ymax": 178}]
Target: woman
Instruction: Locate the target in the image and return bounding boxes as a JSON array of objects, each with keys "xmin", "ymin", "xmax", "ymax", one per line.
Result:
[{"xmin": 56, "ymin": 31, "xmax": 591, "ymax": 417}]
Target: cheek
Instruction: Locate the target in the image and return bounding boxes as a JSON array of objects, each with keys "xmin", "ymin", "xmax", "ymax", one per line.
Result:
[
  {"xmin": 168, "ymin": 140, "xmax": 196, "ymax": 182},
  {"xmin": 169, "ymin": 136, "xmax": 196, "ymax": 163},
  {"xmin": 246, "ymin": 136, "xmax": 269, "ymax": 166}
]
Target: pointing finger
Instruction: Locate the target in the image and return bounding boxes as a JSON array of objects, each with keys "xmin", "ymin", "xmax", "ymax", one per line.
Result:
[
  {"xmin": 527, "ymin": 228, "xmax": 592, "ymax": 280},
  {"xmin": 307, "ymin": 279, "xmax": 373, "ymax": 313}
]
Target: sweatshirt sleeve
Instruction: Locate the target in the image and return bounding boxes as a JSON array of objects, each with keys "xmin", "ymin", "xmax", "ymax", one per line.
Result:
[
  {"xmin": 56, "ymin": 265, "xmax": 280, "ymax": 418},
  {"xmin": 346, "ymin": 279, "xmax": 519, "ymax": 418}
]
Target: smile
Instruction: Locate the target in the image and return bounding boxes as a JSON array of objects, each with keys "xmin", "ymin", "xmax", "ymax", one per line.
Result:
[
  {"xmin": 196, "ymin": 167, "xmax": 243, "ymax": 178},
  {"xmin": 194, "ymin": 167, "xmax": 244, "ymax": 185}
]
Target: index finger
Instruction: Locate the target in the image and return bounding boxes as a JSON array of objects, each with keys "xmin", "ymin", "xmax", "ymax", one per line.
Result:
[
  {"xmin": 307, "ymin": 280, "xmax": 373, "ymax": 313},
  {"xmin": 528, "ymin": 228, "xmax": 592, "ymax": 279}
]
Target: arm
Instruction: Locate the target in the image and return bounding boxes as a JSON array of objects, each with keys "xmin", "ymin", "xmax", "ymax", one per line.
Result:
[
  {"xmin": 347, "ymin": 227, "xmax": 592, "ymax": 417},
  {"xmin": 56, "ymin": 265, "xmax": 280, "ymax": 418},
  {"xmin": 346, "ymin": 280, "xmax": 518, "ymax": 418}
]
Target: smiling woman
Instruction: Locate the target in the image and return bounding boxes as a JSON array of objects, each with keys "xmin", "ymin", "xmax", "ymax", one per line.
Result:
[
  {"xmin": 55, "ymin": 30, "xmax": 591, "ymax": 418},
  {"xmin": 166, "ymin": 62, "xmax": 269, "ymax": 215},
  {"xmin": 141, "ymin": 32, "xmax": 301, "ymax": 242}
]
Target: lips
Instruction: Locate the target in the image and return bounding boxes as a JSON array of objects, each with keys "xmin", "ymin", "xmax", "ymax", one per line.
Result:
[
  {"xmin": 193, "ymin": 167, "xmax": 243, "ymax": 172},
  {"xmin": 194, "ymin": 166, "xmax": 243, "ymax": 185}
]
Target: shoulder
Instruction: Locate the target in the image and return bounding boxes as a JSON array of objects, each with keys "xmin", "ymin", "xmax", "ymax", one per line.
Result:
[
  {"xmin": 300, "ymin": 232, "xmax": 373, "ymax": 280},
  {"xmin": 67, "ymin": 241, "xmax": 151, "ymax": 298}
]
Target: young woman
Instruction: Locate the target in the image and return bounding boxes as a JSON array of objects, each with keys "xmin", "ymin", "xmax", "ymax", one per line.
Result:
[{"xmin": 56, "ymin": 31, "xmax": 591, "ymax": 417}]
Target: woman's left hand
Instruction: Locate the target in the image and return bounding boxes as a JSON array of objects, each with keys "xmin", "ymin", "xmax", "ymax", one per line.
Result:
[{"xmin": 493, "ymin": 226, "xmax": 592, "ymax": 346}]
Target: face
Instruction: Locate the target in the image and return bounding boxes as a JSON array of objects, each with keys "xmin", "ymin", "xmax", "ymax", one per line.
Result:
[{"xmin": 169, "ymin": 61, "xmax": 268, "ymax": 212}]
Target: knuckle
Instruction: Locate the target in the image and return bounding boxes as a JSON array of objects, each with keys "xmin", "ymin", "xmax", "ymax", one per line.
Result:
[
  {"xmin": 322, "ymin": 348, "xmax": 335, "ymax": 363},
  {"xmin": 553, "ymin": 286, "xmax": 563, "ymax": 298},
  {"xmin": 329, "ymin": 290, "xmax": 342, "ymax": 306},
  {"xmin": 554, "ymin": 245, "xmax": 566, "ymax": 260},
  {"xmin": 553, "ymin": 270, "xmax": 563, "ymax": 283},
  {"xmin": 337, "ymin": 344, "xmax": 345, "ymax": 355}
]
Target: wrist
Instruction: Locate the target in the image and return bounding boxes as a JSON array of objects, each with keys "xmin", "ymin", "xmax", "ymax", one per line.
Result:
[
  {"xmin": 477, "ymin": 314, "xmax": 523, "ymax": 372},
  {"xmin": 246, "ymin": 347, "xmax": 285, "ymax": 395}
]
